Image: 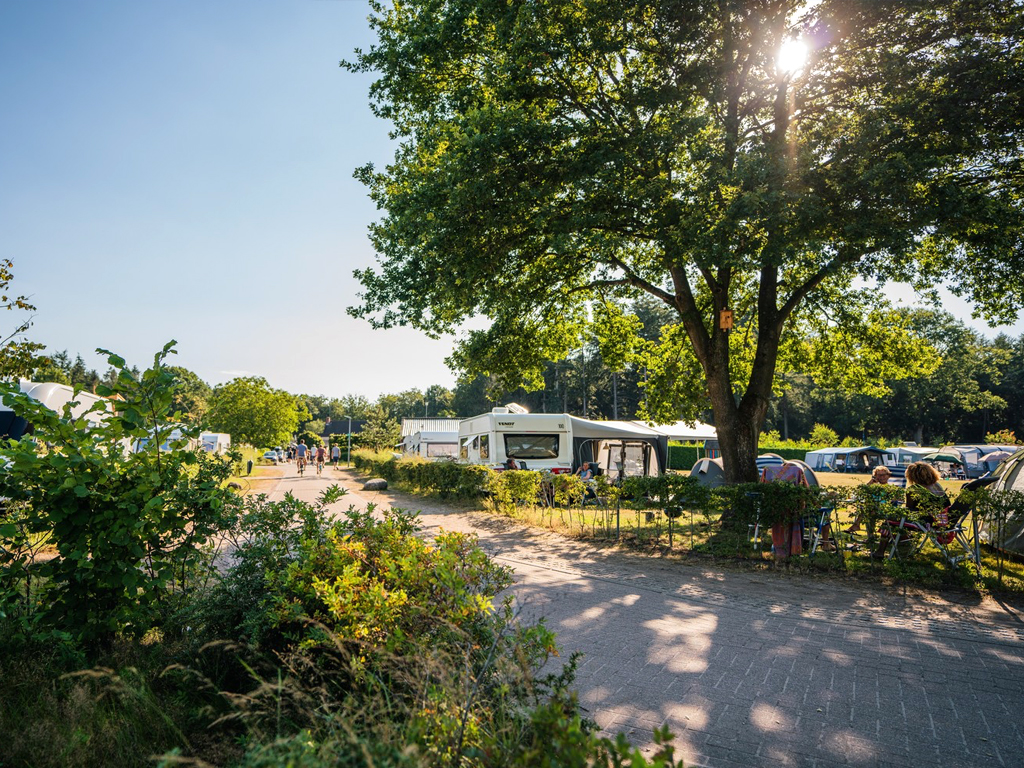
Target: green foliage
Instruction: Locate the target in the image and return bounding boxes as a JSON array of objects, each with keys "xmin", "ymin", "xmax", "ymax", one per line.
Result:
[
  {"xmin": 809, "ymin": 424, "xmax": 839, "ymax": 447},
  {"xmin": 549, "ymin": 473, "xmax": 586, "ymax": 508},
  {"xmin": 0, "ymin": 259, "xmax": 45, "ymax": 379},
  {"xmin": 353, "ymin": 451, "xmax": 492, "ymax": 500},
  {"xmin": 346, "ymin": 0, "xmax": 1024, "ymax": 481},
  {"xmin": 296, "ymin": 428, "xmax": 323, "ymax": 448},
  {"xmin": 985, "ymin": 429, "xmax": 1019, "ymax": 445},
  {"xmin": 208, "ymin": 376, "xmax": 304, "ymax": 448},
  {"xmin": 357, "ymin": 402, "xmax": 402, "ymax": 452},
  {"xmin": 849, "ymin": 483, "xmax": 906, "ymax": 543},
  {"xmin": 488, "ymin": 470, "xmax": 544, "ymax": 515},
  {"xmin": 713, "ymin": 482, "xmax": 828, "ymax": 529},
  {"xmin": 620, "ymin": 475, "xmax": 711, "ymax": 518},
  {"xmin": 165, "ymin": 365, "xmax": 211, "ymax": 426},
  {"xmin": 0, "ymin": 342, "xmax": 240, "ymax": 646},
  {"xmin": 0, "ymin": 646, "xmax": 190, "ymax": 768}
]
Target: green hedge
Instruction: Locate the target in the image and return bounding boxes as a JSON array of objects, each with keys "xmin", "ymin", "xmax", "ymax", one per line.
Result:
[
  {"xmin": 667, "ymin": 444, "xmax": 810, "ymax": 471},
  {"xmin": 353, "ymin": 452, "xmax": 491, "ymax": 500}
]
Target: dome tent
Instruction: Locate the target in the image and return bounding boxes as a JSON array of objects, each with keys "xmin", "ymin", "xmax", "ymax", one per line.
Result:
[
  {"xmin": 980, "ymin": 448, "xmax": 1024, "ymax": 555},
  {"xmin": 690, "ymin": 457, "xmax": 726, "ymax": 488}
]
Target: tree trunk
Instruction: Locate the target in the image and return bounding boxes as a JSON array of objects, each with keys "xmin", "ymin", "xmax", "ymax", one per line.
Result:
[
  {"xmin": 782, "ymin": 393, "xmax": 789, "ymax": 441},
  {"xmin": 715, "ymin": 408, "xmax": 763, "ymax": 484},
  {"xmin": 702, "ymin": 330, "xmax": 773, "ymax": 484}
]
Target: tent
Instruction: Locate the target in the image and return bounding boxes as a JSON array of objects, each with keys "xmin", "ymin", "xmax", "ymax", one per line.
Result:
[
  {"xmin": 635, "ymin": 419, "xmax": 718, "ymax": 442},
  {"xmin": 689, "ymin": 457, "xmax": 726, "ymax": 488},
  {"xmin": 951, "ymin": 444, "xmax": 1018, "ymax": 478},
  {"xmin": 979, "ymin": 448, "xmax": 1024, "ymax": 555},
  {"xmin": 783, "ymin": 459, "xmax": 820, "ymax": 487},
  {"xmin": 883, "ymin": 446, "xmax": 938, "ymax": 467},
  {"xmin": 569, "ymin": 417, "xmax": 669, "ymax": 481},
  {"xmin": 803, "ymin": 446, "xmax": 887, "ymax": 473},
  {"xmin": 1, "ymin": 379, "xmax": 112, "ymax": 440},
  {"xmin": 756, "ymin": 453, "xmax": 785, "ymax": 471}
]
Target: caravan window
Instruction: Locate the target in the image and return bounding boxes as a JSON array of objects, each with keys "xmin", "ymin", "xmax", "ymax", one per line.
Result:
[
  {"xmin": 479, "ymin": 434, "xmax": 490, "ymax": 460},
  {"xmin": 459, "ymin": 438, "xmax": 470, "ymax": 460},
  {"xmin": 427, "ymin": 442, "xmax": 457, "ymax": 458},
  {"xmin": 504, "ymin": 434, "xmax": 560, "ymax": 459}
]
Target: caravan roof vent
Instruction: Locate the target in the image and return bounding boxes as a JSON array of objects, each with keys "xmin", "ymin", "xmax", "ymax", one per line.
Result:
[
  {"xmin": 491, "ymin": 407, "xmax": 510, "ymax": 414},
  {"xmin": 504, "ymin": 402, "xmax": 529, "ymax": 414}
]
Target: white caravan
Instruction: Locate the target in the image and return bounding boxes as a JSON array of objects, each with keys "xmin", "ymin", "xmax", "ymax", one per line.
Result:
[
  {"xmin": 403, "ymin": 430, "xmax": 459, "ymax": 460},
  {"xmin": 0, "ymin": 380, "xmax": 114, "ymax": 439},
  {"xmin": 458, "ymin": 408, "xmax": 574, "ymax": 473},
  {"xmin": 200, "ymin": 432, "xmax": 232, "ymax": 454}
]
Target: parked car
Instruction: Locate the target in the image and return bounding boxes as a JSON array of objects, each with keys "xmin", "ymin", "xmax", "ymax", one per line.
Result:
[{"xmin": 262, "ymin": 450, "xmax": 280, "ymax": 464}]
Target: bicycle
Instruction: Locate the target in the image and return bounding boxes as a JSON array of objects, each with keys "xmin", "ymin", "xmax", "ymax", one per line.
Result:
[
  {"xmin": 297, "ymin": 457, "xmax": 306, "ymax": 476},
  {"xmin": 316, "ymin": 458, "xmax": 324, "ymax": 476}
]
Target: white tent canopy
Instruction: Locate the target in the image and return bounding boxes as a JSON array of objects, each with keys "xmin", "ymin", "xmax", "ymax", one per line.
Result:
[{"xmin": 630, "ymin": 420, "xmax": 718, "ymax": 442}]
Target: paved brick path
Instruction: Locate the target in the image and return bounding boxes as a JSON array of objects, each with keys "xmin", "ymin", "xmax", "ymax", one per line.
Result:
[{"xmin": 269, "ymin": 466, "xmax": 1024, "ymax": 767}]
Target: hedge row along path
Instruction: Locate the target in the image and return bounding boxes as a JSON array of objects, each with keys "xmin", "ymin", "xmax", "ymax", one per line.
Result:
[{"xmin": 266, "ymin": 462, "xmax": 1024, "ymax": 768}]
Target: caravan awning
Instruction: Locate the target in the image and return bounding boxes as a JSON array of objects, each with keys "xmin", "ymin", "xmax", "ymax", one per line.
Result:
[{"xmin": 568, "ymin": 417, "xmax": 664, "ymax": 439}]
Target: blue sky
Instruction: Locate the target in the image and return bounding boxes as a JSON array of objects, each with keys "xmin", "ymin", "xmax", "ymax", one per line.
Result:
[
  {"xmin": 2, "ymin": 0, "xmax": 459, "ymax": 398},
  {"xmin": 2, "ymin": 1, "xmax": 1021, "ymax": 400}
]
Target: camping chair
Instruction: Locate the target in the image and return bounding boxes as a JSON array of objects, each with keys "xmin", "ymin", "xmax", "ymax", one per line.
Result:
[
  {"xmin": 746, "ymin": 491, "xmax": 763, "ymax": 551},
  {"xmin": 803, "ymin": 503, "xmax": 840, "ymax": 555},
  {"xmin": 881, "ymin": 478, "xmax": 994, "ymax": 571}
]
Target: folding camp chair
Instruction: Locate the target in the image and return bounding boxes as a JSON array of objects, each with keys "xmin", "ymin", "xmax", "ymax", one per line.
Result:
[
  {"xmin": 804, "ymin": 504, "xmax": 840, "ymax": 554},
  {"xmin": 742, "ymin": 491, "xmax": 765, "ymax": 551},
  {"xmin": 882, "ymin": 478, "xmax": 995, "ymax": 571}
]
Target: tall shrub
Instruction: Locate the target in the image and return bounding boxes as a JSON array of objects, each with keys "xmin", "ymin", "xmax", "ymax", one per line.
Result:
[{"xmin": 0, "ymin": 342, "xmax": 239, "ymax": 646}]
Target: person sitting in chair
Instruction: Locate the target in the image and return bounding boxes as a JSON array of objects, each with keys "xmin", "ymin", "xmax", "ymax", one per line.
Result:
[
  {"xmin": 576, "ymin": 462, "xmax": 599, "ymax": 501},
  {"xmin": 503, "ymin": 457, "xmax": 519, "ymax": 471},
  {"xmin": 575, "ymin": 462, "xmax": 594, "ymax": 481},
  {"xmin": 874, "ymin": 462, "xmax": 949, "ymax": 557}
]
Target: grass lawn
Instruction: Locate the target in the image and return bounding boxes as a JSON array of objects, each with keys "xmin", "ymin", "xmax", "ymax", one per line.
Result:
[{"xmin": 477, "ymin": 488, "xmax": 1024, "ymax": 595}]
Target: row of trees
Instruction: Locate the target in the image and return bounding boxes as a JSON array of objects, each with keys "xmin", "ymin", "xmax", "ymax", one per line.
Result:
[
  {"xmin": 3, "ymin": 261, "xmax": 1017, "ymax": 452},
  {"xmin": 16, "ymin": 304, "xmax": 1024, "ymax": 451}
]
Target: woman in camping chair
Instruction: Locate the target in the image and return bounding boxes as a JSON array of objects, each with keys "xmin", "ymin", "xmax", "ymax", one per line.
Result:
[{"xmin": 875, "ymin": 462, "xmax": 950, "ymax": 557}]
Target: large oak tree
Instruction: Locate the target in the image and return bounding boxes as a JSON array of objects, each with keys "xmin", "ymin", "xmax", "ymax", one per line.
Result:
[{"xmin": 347, "ymin": 0, "xmax": 1024, "ymax": 481}]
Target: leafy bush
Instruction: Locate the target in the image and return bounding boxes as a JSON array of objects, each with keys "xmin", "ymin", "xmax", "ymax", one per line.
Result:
[
  {"xmin": 0, "ymin": 343, "xmax": 240, "ymax": 647},
  {"xmin": 179, "ymin": 488, "xmax": 685, "ymax": 768},
  {"xmin": 353, "ymin": 451, "xmax": 492, "ymax": 500},
  {"xmin": 488, "ymin": 469, "xmax": 543, "ymax": 514},
  {"xmin": 809, "ymin": 423, "xmax": 839, "ymax": 447},
  {"xmin": 712, "ymin": 481, "xmax": 828, "ymax": 528},
  {"xmin": 620, "ymin": 474, "xmax": 710, "ymax": 516}
]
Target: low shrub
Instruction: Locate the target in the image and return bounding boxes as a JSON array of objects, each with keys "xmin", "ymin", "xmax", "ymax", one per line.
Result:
[
  {"xmin": 353, "ymin": 450, "xmax": 492, "ymax": 500},
  {"xmin": 173, "ymin": 488, "xmax": 685, "ymax": 767}
]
